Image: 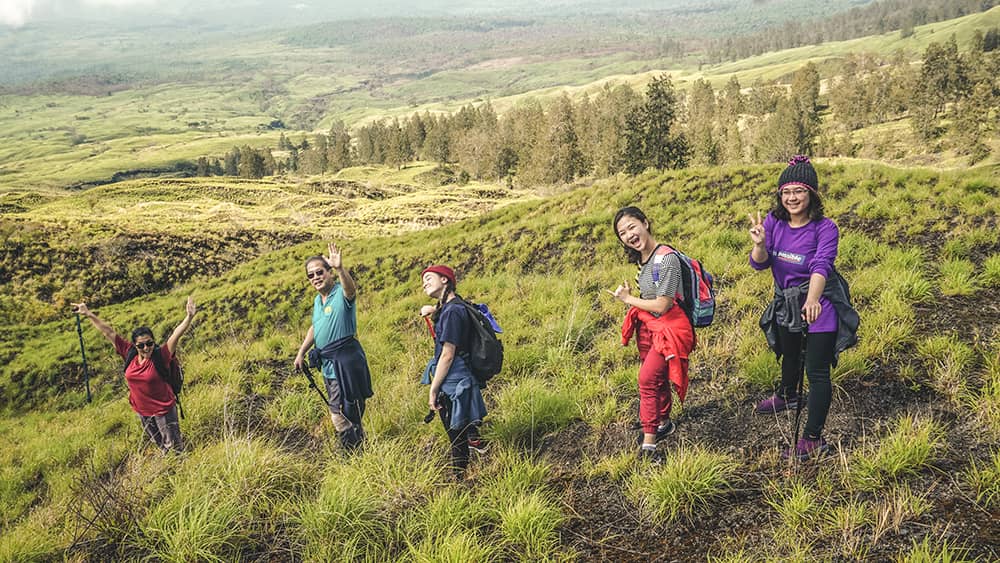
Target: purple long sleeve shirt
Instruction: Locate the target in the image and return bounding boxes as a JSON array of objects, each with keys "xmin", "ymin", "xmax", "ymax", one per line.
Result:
[{"xmin": 749, "ymin": 213, "xmax": 840, "ymax": 333}]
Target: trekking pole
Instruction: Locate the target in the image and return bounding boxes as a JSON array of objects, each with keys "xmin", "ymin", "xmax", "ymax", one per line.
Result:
[
  {"xmin": 791, "ymin": 321, "xmax": 809, "ymax": 459},
  {"xmin": 74, "ymin": 313, "xmax": 92, "ymax": 403},
  {"xmin": 299, "ymin": 363, "xmax": 330, "ymax": 405}
]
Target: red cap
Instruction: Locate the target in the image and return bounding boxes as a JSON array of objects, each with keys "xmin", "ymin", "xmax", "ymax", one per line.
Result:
[{"xmin": 421, "ymin": 265, "xmax": 456, "ymax": 287}]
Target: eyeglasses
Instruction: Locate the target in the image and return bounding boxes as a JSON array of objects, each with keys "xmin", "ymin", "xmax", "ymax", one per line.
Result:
[
  {"xmin": 134, "ymin": 341, "xmax": 155, "ymax": 349},
  {"xmin": 780, "ymin": 188, "xmax": 810, "ymax": 197},
  {"xmin": 306, "ymin": 269, "xmax": 327, "ymax": 280}
]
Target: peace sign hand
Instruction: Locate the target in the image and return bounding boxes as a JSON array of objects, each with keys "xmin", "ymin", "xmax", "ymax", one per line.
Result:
[{"xmin": 748, "ymin": 211, "xmax": 766, "ymax": 246}]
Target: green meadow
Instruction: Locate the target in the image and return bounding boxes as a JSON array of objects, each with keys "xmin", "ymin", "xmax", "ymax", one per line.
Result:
[{"xmin": 2, "ymin": 160, "xmax": 999, "ymax": 560}]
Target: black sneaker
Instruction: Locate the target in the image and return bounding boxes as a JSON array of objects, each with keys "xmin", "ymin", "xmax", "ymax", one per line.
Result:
[
  {"xmin": 638, "ymin": 447, "xmax": 663, "ymax": 464},
  {"xmin": 467, "ymin": 437, "xmax": 489, "ymax": 454},
  {"xmin": 655, "ymin": 420, "xmax": 676, "ymax": 442}
]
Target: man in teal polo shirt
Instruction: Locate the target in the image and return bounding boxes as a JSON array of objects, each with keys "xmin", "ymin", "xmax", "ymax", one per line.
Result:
[{"xmin": 294, "ymin": 242, "xmax": 373, "ymax": 450}]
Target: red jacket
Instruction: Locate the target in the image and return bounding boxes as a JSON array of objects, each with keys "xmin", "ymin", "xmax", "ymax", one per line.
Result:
[{"xmin": 621, "ymin": 306, "xmax": 696, "ymax": 402}]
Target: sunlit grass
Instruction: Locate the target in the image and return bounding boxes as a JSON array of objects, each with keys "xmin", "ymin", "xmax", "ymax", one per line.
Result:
[
  {"xmin": 963, "ymin": 449, "xmax": 1000, "ymax": 508},
  {"xmin": 847, "ymin": 415, "xmax": 944, "ymax": 492},
  {"xmin": 916, "ymin": 335, "xmax": 976, "ymax": 404},
  {"xmin": 939, "ymin": 259, "xmax": 979, "ymax": 296},
  {"xmin": 628, "ymin": 445, "xmax": 738, "ymax": 523}
]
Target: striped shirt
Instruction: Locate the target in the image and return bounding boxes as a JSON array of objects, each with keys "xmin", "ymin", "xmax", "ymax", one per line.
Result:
[{"xmin": 635, "ymin": 245, "xmax": 681, "ymax": 317}]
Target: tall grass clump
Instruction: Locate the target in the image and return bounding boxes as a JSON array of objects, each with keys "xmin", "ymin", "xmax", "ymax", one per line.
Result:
[
  {"xmin": 847, "ymin": 415, "xmax": 944, "ymax": 491},
  {"xmin": 408, "ymin": 530, "xmax": 502, "ymax": 563},
  {"xmin": 979, "ymin": 254, "xmax": 1000, "ymax": 288},
  {"xmin": 628, "ymin": 445, "xmax": 738, "ymax": 523},
  {"xmin": 916, "ymin": 335, "xmax": 976, "ymax": 403},
  {"xmin": 489, "ymin": 377, "xmax": 580, "ymax": 446},
  {"xmin": 857, "ymin": 289, "xmax": 915, "ymax": 361},
  {"xmin": 939, "ymin": 259, "xmax": 979, "ymax": 296},
  {"xmin": 977, "ymin": 340, "xmax": 1000, "ymax": 437},
  {"xmin": 895, "ymin": 536, "xmax": 975, "ymax": 563},
  {"xmin": 298, "ymin": 470, "xmax": 391, "ymax": 561},
  {"xmin": 765, "ymin": 479, "xmax": 822, "ymax": 532},
  {"xmin": 495, "ymin": 491, "xmax": 565, "ymax": 560},
  {"xmin": 140, "ymin": 437, "xmax": 310, "ymax": 562},
  {"xmin": 962, "ymin": 449, "xmax": 1000, "ymax": 508},
  {"xmin": 870, "ymin": 485, "xmax": 931, "ymax": 545}
]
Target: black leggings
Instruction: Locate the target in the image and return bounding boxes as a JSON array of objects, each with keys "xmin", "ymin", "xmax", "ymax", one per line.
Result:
[
  {"xmin": 777, "ymin": 328, "xmax": 836, "ymax": 439},
  {"xmin": 437, "ymin": 394, "xmax": 470, "ymax": 475}
]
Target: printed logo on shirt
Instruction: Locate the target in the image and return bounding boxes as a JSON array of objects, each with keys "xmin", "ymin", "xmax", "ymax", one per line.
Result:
[
  {"xmin": 775, "ymin": 250, "xmax": 806, "ymax": 265},
  {"xmin": 324, "ymin": 306, "xmax": 332, "ymax": 315}
]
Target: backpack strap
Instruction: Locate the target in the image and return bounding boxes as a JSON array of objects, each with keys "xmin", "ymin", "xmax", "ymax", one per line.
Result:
[{"xmin": 651, "ymin": 244, "xmax": 675, "ymax": 286}]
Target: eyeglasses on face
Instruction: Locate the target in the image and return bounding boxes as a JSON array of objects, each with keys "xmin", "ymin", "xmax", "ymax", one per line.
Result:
[
  {"xmin": 134, "ymin": 341, "xmax": 155, "ymax": 349},
  {"xmin": 306, "ymin": 269, "xmax": 327, "ymax": 280},
  {"xmin": 780, "ymin": 188, "xmax": 809, "ymax": 197}
]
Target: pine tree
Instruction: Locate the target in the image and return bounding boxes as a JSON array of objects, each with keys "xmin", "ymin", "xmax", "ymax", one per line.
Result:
[
  {"xmin": 686, "ymin": 78, "xmax": 718, "ymax": 166},
  {"xmin": 544, "ymin": 94, "xmax": 584, "ymax": 184}
]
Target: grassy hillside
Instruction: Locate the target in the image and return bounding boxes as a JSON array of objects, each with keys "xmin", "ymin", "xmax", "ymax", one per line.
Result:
[
  {"xmin": 0, "ymin": 163, "xmax": 537, "ymax": 331},
  {"xmin": 2, "ymin": 161, "xmax": 999, "ymax": 561},
  {"xmin": 3, "ymin": 7, "xmax": 997, "ymax": 191}
]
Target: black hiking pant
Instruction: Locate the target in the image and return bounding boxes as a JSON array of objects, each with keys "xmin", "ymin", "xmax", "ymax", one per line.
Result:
[
  {"xmin": 437, "ymin": 394, "xmax": 470, "ymax": 477},
  {"xmin": 777, "ymin": 328, "xmax": 836, "ymax": 439}
]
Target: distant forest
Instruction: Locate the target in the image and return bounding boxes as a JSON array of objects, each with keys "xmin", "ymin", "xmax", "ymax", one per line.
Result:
[
  {"xmin": 707, "ymin": 0, "xmax": 1000, "ymax": 62},
  {"xmin": 200, "ymin": 32, "xmax": 998, "ymax": 185}
]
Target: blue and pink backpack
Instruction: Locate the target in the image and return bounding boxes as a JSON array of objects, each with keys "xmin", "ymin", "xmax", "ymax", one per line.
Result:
[{"xmin": 652, "ymin": 245, "xmax": 716, "ymax": 328}]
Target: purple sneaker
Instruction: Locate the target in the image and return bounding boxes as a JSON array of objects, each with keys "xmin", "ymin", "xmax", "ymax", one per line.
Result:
[
  {"xmin": 755, "ymin": 394, "xmax": 798, "ymax": 414},
  {"xmin": 782, "ymin": 436, "xmax": 829, "ymax": 461}
]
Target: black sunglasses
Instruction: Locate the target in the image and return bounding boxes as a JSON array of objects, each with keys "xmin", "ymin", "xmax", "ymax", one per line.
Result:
[
  {"xmin": 134, "ymin": 341, "xmax": 155, "ymax": 349},
  {"xmin": 306, "ymin": 269, "xmax": 327, "ymax": 280}
]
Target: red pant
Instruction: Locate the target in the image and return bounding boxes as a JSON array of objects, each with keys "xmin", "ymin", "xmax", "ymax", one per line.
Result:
[{"xmin": 637, "ymin": 324, "xmax": 686, "ymax": 435}]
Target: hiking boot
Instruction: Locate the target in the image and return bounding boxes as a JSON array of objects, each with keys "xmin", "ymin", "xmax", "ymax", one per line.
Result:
[
  {"xmin": 467, "ymin": 436, "xmax": 489, "ymax": 454},
  {"xmin": 755, "ymin": 394, "xmax": 798, "ymax": 414},
  {"xmin": 338, "ymin": 425, "xmax": 364, "ymax": 452},
  {"xmin": 637, "ymin": 447, "xmax": 663, "ymax": 464},
  {"xmin": 782, "ymin": 436, "xmax": 829, "ymax": 461}
]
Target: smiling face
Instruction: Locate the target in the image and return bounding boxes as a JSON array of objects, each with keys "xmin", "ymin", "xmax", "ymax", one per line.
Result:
[
  {"xmin": 422, "ymin": 272, "xmax": 448, "ymax": 299},
  {"xmin": 133, "ymin": 334, "xmax": 155, "ymax": 360},
  {"xmin": 616, "ymin": 214, "xmax": 654, "ymax": 256},
  {"xmin": 780, "ymin": 186, "xmax": 812, "ymax": 219},
  {"xmin": 305, "ymin": 258, "xmax": 335, "ymax": 294}
]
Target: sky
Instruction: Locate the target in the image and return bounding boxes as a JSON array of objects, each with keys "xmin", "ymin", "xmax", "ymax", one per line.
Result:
[{"xmin": 0, "ymin": 0, "xmax": 702, "ymax": 28}]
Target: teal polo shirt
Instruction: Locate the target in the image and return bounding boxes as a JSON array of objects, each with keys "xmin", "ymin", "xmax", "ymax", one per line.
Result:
[{"xmin": 312, "ymin": 283, "xmax": 357, "ymax": 379}]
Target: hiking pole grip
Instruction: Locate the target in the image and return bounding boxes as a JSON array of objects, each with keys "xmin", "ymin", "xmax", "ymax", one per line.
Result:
[{"xmin": 75, "ymin": 313, "xmax": 92, "ymax": 403}]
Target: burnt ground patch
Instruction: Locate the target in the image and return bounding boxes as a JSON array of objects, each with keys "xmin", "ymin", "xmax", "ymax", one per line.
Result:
[{"xmin": 541, "ymin": 370, "xmax": 1000, "ymax": 561}]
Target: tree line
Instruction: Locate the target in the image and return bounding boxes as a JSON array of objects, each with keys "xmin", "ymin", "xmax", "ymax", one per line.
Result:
[
  {"xmin": 706, "ymin": 0, "xmax": 998, "ymax": 63},
  {"xmin": 195, "ymin": 31, "xmax": 998, "ymax": 183}
]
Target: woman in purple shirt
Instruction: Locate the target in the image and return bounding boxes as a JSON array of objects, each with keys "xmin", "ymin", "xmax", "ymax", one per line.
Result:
[{"xmin": 748, "ymin": 156, "xmax": 839, "ymax": 460}]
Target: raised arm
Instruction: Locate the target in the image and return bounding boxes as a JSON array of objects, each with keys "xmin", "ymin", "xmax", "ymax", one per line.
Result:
[
  {"xmin": 71, "ymin": 302, "xmax": 119, "ymax": 344},
  {"xmin": 165, "ymin": 296, "xmax": 196, "ymax": 353},
  {"xmin": 325, "ymin": 242, "xmax": 357, "ymax": 300}
]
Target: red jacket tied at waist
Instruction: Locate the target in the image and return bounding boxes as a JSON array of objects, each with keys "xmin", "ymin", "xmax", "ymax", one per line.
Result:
[{"xmin": 621, "ymin": 306, "xmax": 696, "ymax": 402}]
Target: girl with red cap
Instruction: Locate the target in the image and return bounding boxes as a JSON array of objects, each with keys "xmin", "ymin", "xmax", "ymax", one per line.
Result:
[
  {"xmin": 419, "ymin": 265, "xmax": 488, "ymax": 480},
  {"xmin": 609, "ymin": 207, "xmax": 695, "ymax": 463}
]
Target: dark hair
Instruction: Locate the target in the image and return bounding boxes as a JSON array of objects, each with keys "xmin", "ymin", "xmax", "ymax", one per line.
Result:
[
  {"xmin": 771, "ymin": 188, "xmax": 825, "ymax": 222},
  {"xmin": 131, "ymin": 327, "xmax": 155, "ymax": 343},
  {"xmin": 612, "ymin": 206, "xmax": 650, "ymax": 264},
  {"xmin": 304, "ymin": 255, "xmax": 330, "ymax": 273},
  {"xmin": 430, "ymin": 279, "xmax": 456, "ymax": 323}
]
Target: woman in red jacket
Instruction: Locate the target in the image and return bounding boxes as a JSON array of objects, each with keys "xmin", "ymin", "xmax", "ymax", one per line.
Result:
[{"xmin": 608, "ymin": 207, "xmax": 695, "ymax": 462}]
